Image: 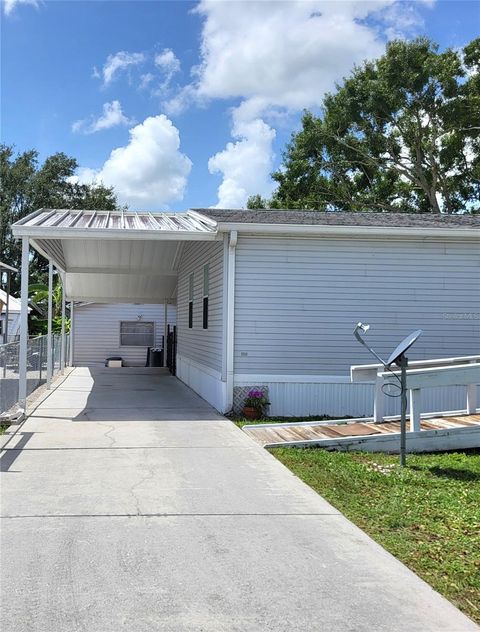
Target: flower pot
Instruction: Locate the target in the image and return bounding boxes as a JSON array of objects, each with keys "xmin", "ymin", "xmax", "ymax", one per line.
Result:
[{"xmin": 243, "ymin": 406, "xmax": 261, "ymax": 420}]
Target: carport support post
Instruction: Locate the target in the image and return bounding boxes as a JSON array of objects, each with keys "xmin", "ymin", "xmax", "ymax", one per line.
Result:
[
  {"xmin": 18, "ymin": 237, "xmax": 29, "ymax": 412},
  {"xmin": 60, "ymin": 273, "xmax": 66, "ymax": 373},
  {"xmin": 164, "ymin": 300, "xmax": 168, "ymax": 367},
  {"xmin": 69, "ymin": 301, "xmax": 74, "ymax": 367},
  {"xmin": 46, "ymin": 261, "xmax": 53, "ymax": 388}
]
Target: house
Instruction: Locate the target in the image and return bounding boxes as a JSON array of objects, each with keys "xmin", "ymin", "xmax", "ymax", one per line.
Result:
[
  {"xmin": 0, "ymin": 289, "xmax": 27, "ymax": 343},
  {"xmin": 11, "ymin": 209, "xmax": 480, "ymax": 417},
  {"xmin": 72, "ymin": 302, "xmax": 176, "ymax": 366}
]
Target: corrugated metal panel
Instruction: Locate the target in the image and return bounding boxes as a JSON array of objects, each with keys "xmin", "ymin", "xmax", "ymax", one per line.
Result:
[
  {"xmin": 234, "ymin": 236, "xmax": 480, "ymax": 375},
  {"xmin": 177, "ymin": 242, "xmax": 224, "ymax": 373},
  {"xmin": 18, "ymin": 209, "xmax": 216, "ymax": 233},
  {"xmin": 73, "ymin": 303, "xmax": 176, "ymax": 366},
  {"xmin": 260, "ymin": 382, "xmax": 473, "ymax": 418}
]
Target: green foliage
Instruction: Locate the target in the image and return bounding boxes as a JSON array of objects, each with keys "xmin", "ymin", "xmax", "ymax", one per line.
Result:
[
  {"xmin": 267, "ymin": 37, "xmax": 480, "ymax": 213},
  {"xmin": 28, "ymin": 281, "xmax": 69, "ymax": 335},
  {"xmin": 271, "ymin": 448, "xmax": 480, "ymax": 622},
  {"xmin": 1, "ymin": 145, "xmax": 120, "ymax": 293},
  {"xmin": 243, "ymin": 389, "xmax": 270, "ymax": 412}
]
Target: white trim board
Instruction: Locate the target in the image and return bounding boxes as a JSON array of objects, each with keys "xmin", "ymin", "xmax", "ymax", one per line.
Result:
[{"xmin": 234, "ymin": 374, "xmax": 355, "ymax": 384}]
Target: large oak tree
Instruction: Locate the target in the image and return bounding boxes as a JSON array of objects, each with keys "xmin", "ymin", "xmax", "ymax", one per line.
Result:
[{"xmin": 249, "ymin": 37, "xmax": 480, "ymax": 213}]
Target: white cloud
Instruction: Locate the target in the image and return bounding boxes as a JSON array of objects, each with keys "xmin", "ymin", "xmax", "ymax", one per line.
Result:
[
  {"xmin": 169, "ymin": 0, "xmax": 435, "ymax": 207},
  {"xmin": 72, "ymin": 100, "xmax": 134, "ymax": 135},
  {"xmin": 73, "ymin": 115, "xmax": 192, "ymax": 209},
  {"xmin": 155, "ymin": 48, "xmax": 181, "ymax": 75},
  {"xmin": 208, "ymin": 115, "xmax": 276, "ymax": 208},
  {"xmin": 3, "ymin": 0, "xmax": 39, "ymax": 15},
  {"xmin": 139, "ymin": 73, "xmax": 155, "ymax": 90},
  {"xmin": 95, "ymin": 51, "xmax": 145, "ymax": 86},
  {"xmin": 153, "ymin": 48, "xmax": 181, "ymax": 94},
  {"xmin": 183, "ymin": 0, "xmax": 391, "ymax": 207},
  {"xmin": 192, "ymin": 0, "xmax": 391, "ymax": 111}
]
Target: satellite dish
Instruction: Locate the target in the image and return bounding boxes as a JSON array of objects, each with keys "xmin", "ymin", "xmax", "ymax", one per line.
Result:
[
  {"xmin": 353, "ymin": 323, "xmax": 423, "ymax": 467},
  {"xmin": 386, "ymin": 330, "xmax": 423, "ymax": 367}
]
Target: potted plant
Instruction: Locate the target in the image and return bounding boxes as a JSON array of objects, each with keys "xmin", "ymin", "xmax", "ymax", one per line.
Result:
[{"xmin": 242, "ymin": 389, "xmax": 270, "ymax": 420}]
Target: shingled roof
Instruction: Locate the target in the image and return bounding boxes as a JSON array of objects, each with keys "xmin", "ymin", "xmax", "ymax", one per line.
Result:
[{"xmin": 194, "ymin": 209, "xmax": 480, "ymax": 229}]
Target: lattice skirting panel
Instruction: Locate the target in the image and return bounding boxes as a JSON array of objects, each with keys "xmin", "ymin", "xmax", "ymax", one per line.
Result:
[{"xmin": 233, "ymin": 385, "xmax": 269, "ymax": 416}]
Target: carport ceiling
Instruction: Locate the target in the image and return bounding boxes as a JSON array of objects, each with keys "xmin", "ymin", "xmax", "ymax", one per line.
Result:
[{"xmin": 12, "ymin": 209, "xmax": 219, "ymax": 303}]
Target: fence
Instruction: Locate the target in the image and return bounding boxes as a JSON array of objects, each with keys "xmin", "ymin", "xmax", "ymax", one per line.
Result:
[{"xmin": 0, "ymin": 333, "xmax": 70, "ymax": 415}]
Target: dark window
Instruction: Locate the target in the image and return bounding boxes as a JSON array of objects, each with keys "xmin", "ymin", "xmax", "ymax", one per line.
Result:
[
  {"xmin": 202, "ymin": 264, "xmax": 209, "ymax": 329},
  {"xmin": 202, "ymin": 297, "xmax": 208, "ymax": 329},
  {"xmin": 188, "ymin": 273, "xmax": 194, "ymax": 329}
]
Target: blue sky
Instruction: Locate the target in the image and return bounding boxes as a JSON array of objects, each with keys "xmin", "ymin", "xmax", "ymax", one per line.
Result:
[{"xmin": 2, "ymin": 0, "xmax": 479, "ymax": 211}]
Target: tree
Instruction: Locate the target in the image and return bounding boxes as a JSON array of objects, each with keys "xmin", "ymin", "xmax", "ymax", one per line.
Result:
[
  {"xmin": 28, "ymin": 281, "xmax": 69, "ymax": 335},
  {"xmin": 268, "ymin": 37, "xmax": 480, "ymax": 213},
  {"xmin": 0, "ymin": 145, "xmax": 120, "ymax": 293}
]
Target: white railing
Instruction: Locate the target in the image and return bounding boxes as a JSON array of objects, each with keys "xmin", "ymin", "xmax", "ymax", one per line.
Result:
[{"xmin": 351, "ymin": 355, "xmax": 480, "ymax": 426}]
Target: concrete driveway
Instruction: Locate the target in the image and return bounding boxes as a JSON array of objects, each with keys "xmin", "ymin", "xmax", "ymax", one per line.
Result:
[{"xmin": 0, "ymin": 367, "xmax": 477, "ymax": 632}]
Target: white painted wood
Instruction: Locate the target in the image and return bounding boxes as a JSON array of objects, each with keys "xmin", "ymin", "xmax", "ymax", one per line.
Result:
[
  {"xmin": 351, "ymin": 355, "xmax": 480, "ymax": 383},
  {"xmin": 176, "ymin": 241, "xmax": 224, "ymax": 374},
  {"xmin": 73, "ymin": 303, "xmax": 176, "ymax": 366},
  {"xmin": 18, "ymin": 237, "xmax": 29, "ymax": 410},
  {"xmin": 466, "ymin": 384, "xmax": 477, "ymax": 415},
  {"xmin": 46, "ymin": 262, "xmax": 53, "ymax": 388},
  {"xmin": 400, "ymin": 364, "xmax": 480, "ymax": 389},
  {"xmin": 258, "ymin": 425, "xmax": 480, "ymax": 453},
  {"xmin": 234, "ymin": 236, "xmax": 480, "ymax": 376},
  {"xmin": 409, "ymin": 389, "xmax": 422, "ymax": 431}
]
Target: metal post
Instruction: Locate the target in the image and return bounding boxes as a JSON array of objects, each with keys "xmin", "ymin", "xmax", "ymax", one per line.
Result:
[
  {"xmin": 4, "ymin": 268, "xmax": 11, "ymax": 344},
  {"xmin": 46, "ymin": 262, "xmax": 53, "ymax": 388},
  {"xmin": 60, "ymin": 274, "xmax": 66, "ymax": 373},
  {"xmin": 69, "ymin": 300, "xmax": 74, "ymax": 367},
  {"xmin": 18, "ymin": 237, "xmax": 29, "ymax": 411},
  {"xmin": 399, "ymin": 354, "xmax": 408, "ymax": 467},
  {"xmin": 163, "ymin": 300, "xmax": 168, "ymax": 367}
]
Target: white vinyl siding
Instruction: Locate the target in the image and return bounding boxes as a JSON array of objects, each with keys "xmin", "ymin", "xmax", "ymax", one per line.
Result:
[
  {"xmin": 73, "ymin": 303, "xmax": 176, "ymax": 366},
  {"xmin": 177, "ymin": 242, "xmax": 223, "ymax": 372},
  {"xmin": 234, "ymin": 236, "xmax": 480, "ymax": 375}
]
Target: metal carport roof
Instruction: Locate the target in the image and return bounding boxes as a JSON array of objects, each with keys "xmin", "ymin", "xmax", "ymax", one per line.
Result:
[{"xmin": 12, "ymin": 209, "xmax": 219, "ymax": 303}]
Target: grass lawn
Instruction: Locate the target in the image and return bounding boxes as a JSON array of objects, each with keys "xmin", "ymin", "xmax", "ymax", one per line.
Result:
[{"xmin": 269, "ymin": 447, "xmax": 480, "ymax": 623}]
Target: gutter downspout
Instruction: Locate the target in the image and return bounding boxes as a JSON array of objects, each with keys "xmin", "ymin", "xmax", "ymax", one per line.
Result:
[{"xmin": 225, "ymin": 230, "xmax": 237, "ymax": 413}]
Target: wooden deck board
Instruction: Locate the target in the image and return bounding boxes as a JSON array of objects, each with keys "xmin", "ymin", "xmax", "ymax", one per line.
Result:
[{"xmin": 244, "ymin": 413, "xmax": 480, "ymax": 448}]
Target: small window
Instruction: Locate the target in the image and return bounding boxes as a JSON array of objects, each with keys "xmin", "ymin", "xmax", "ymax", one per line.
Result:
[
  {"xmin": 188, "ymin": 273, "xmax": 194, "ymax": 328},
  {"xmin": 120, "ymin": 321, "xmax": 154, "ymax": 347},
  {"xmin": 203, "ymin": 264, "xmax": 209, "ymax": 329}
]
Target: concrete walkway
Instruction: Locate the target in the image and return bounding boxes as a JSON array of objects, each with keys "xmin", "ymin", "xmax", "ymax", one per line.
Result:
[{"xmin": 1, "ymin": 367, "xmax": 477, "ymax": 631}]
